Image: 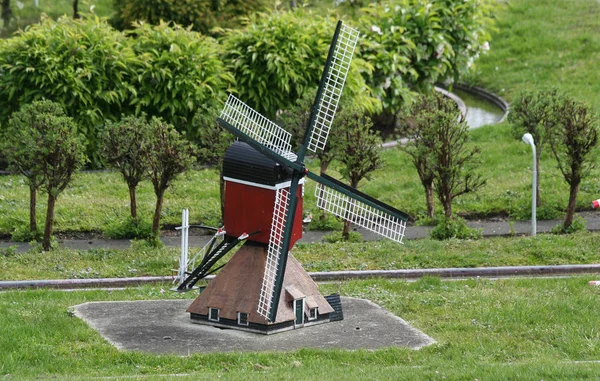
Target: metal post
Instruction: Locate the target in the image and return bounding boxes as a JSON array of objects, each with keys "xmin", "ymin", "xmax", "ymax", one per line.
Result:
[
  {"xmin": 522, "ymin": 134, "xmax": 536, "ymax": 236},
  {"xmin": 175, "ymin": 209, "xmax": 189, "ymax": 284}
]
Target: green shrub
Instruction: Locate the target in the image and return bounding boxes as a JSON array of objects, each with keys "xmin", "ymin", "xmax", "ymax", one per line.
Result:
[
  {"xmin": 358, "ymin": 0, "xmax": 496, "ymax": 129},
  {"xmin": 111, "ymin": 0, "xmax": 271, "ymax": 35},
  {"xmin": 550, "ymin": 215, "xmax": 586, "ymax": 235},
  {"xmin": 129, "ymin": 22, "xmax": 233, "ymax": 142},
  {"xmin": 10, "ymin": 224, "xmax": 42, "ymax": 243},
  {"xmin": 103, "ymin": 216, "xmax": 154, "ymax": 239},
  {"xmin": 0, "ymin": 15, "xmax": 137, "ymax": 166},
  {"xmin": 323, "ymin": 231, "xmax": 363, "ymax": 243},
  {"xmin": 307, "ymin": 214, "xmax": 344, "ymax": 231},
  {"xmin": 222, "ymin": 10, "xmax": 376, "ymax": 119},
  {"xmin": 429, "ymin": 217, "xmax": 482, "ymax": 240}
]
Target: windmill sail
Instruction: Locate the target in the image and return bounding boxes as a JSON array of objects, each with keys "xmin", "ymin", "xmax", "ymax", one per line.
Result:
[
  {"xmin": 311, "ymin": 173, "xmax": 408, "ymax": 244},
  {"xmin": 256, "ymin": 187, "xmax": 290, "ymax": 320},
  {"xmin": 304, "ymin": 22, "xmax": 359, "ymax": 154},
  {"xmin": 220, "ymin": 94, "xmax": 297, "ymax": 161}
]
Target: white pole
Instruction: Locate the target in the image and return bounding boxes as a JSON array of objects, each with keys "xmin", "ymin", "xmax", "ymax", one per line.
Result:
[
  {"xmin": 522, "ymin": 133, "xmax": 536, "ymax": 236},
  {"xmin": 177, "ymin": 209, "xmax": 189, "ymax": 284}
]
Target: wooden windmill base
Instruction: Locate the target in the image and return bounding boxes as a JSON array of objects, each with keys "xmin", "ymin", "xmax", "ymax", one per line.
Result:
[{"xmin": 186, "ymin": 242, "xmax": 341, "ymax": 335}]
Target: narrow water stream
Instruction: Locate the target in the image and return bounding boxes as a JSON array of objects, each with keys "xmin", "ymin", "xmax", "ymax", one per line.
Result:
[{"xmin": 452, "ymin": 88, "xmax": 505, "ymax": 129}]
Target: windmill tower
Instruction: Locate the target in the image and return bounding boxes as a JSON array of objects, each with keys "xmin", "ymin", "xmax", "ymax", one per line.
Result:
[{"xmin": 179, "ymin": 21, "xmax": 409, "ymax": 334}]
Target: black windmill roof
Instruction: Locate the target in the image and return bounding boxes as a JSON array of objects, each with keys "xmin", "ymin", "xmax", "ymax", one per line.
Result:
[{"xmin": 223, "ymin": 141, "xmax": 293, "ymax": 186}]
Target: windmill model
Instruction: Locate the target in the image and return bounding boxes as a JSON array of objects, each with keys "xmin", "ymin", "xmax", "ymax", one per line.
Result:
[{"xmin": 176, "ymin": 21, "xmax": 409, "ymax": 334}]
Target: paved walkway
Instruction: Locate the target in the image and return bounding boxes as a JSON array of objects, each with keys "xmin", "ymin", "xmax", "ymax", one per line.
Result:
[
  {"xmin": 73, "ymin": 297, "xmax": 435, "ymax": 354},
  {"xmin": 1, "ymin": 211, "xmax": 599, "ymax": 252}
]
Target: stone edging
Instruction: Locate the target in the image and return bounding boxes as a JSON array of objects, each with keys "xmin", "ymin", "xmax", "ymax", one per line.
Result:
[{"xmin": 2, "ymin": 264, "xmax": 599, "ymax": 290}]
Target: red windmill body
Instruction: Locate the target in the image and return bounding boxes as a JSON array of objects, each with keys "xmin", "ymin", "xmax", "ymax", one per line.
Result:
[{"xmin": 222, "ymin": 141, "xmax": 304, "ymax": 249}]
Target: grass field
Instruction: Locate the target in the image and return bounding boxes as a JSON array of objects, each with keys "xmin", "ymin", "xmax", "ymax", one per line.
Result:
[
  {"xmin": 2, "ymin": 231, "xmax": 600, "ymax": 280},
  {"xmin": 1, "ymin": 276, "xmax": 599, "ymax": 379}
]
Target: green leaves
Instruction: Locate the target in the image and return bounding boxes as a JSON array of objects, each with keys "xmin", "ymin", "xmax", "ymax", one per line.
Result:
[
  {"xmin": 128, "ymin": 22, "xmax": 233, "ymax": 142},
  {"xmin": 358, "ymin": 0, "xmax": 496, "ymax": 122},
  {"xmin": 111, "ymin": 0, "xmax": 271, "ymax": 35},
  {"xmin": 0, "ymin": 15, "xmax": 137, "ymax": 167}
]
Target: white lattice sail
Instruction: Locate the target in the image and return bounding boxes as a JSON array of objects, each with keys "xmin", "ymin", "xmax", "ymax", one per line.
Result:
[
  {"xmin": 257, "ymin": 187, "xmax": 290, "ymax": 321},
  {"xmin": 315, "ymin": 184, "xmax": 407, "ymax": 243},
  {"xmin": 220, "ymin": 94, "xmax": 297, "ymax": 160},
  {"xmin": 307, "ymin": 24, "xmax": 360, "ymax": 153}
]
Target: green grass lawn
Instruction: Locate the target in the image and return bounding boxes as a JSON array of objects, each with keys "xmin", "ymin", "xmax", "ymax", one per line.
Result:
[
  {"xmin": 2, "ymin": 231, "xmax": 599, "ymax": 280},
  {"xmin": 468, "ymin": 0, "xmax": 600, "ymax": 109},
  {"xmin": 1, "ymin": 277, "xmax": 599, "ymax": 379}
]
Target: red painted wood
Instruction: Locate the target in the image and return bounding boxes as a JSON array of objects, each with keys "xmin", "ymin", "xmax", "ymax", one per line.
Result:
[{"xmin": 223, "ymin": 181, "xmax": 303, "ymax": 249}]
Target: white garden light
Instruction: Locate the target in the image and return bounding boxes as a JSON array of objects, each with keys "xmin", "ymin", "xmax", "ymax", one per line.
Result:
[{"xmin": 522, "ymin": 133, "xmax": 536, "ymax": 236}]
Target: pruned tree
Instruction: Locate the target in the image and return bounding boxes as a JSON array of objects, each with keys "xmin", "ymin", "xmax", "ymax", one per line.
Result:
[
  {"xmin": 508, "ymin": 88, "xmax": 559, "ymax": 206},
  {"xmin": 398, "ymin": 92, "xmax": 445, "ymax": 218},
  {"xmin": 333, "ymin": 107, "xmax": 383, "ymax": 239},
  {"xmin": 9, "ymin": 100, "xmax": 88, "ymax": 251},
  {"xmin": 547, "ymin": 95, "xmax": 599, "ymax": 230},
  {"xmin": 1, "ymin": 100, "xmax": 67, "ymax": 238},
  {"xmin": 144, "ymin": 117, "xmax": 197, "ymax": 236},
  {"xmin": 428, "ymin": 93, "xmax": 485, "ymax": 218},
  {"xmin": 100, "ymin": 114, "xmax": 152, "ymax": 220}
]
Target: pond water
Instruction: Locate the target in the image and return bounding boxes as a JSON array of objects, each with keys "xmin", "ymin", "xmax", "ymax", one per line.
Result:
[{"xmin": 452, "ymin": 88, "xmax": 505, "ymax": 129}]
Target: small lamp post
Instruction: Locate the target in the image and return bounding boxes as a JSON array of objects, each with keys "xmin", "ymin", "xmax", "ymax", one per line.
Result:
[{"xmin": 522, "ymin": 133, "xmax": 536, "ymax": 236}]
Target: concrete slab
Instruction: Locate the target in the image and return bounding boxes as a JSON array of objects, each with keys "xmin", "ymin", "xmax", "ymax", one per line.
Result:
[{"xmin": 73, "ymin": 297, "xmax": 435, "ymax": 355}]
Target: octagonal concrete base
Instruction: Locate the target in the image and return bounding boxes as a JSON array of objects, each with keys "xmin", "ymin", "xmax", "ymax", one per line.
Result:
[{"xmin": 73, "ymin": 297, "xmax": 435, "ymax": 355}]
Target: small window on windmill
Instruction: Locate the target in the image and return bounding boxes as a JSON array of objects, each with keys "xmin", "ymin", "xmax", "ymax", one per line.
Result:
[
  {"xmin": 306, "ymin": 296, "xmax": 318, "ymax": 320},
  {"xmin": 208, "ymin": 307, "xmax": 220, "ymax": 322},
  {"xmin": 238, "ymin": 312, "xmax": 249, "ymax": 326}
]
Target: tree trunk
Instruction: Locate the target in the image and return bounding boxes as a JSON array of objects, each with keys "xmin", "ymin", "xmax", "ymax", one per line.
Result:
[
  {"xmin": 290, "ymin": 0, "xmax": 298, "ymax": 8},
  {"xmin": 43, "ymin": 192, "xmax": 57, "ymax": 251},
  {"xmin": 73, "ymin": 0, "xmax": 80, "ymax": 19},
  {"xmin": 1, "ymin": 0, "xmax": 12, "ymax": 29},
  {"xmin": 443, "ymin": 197, "xmax": 453, "ymax": 219},
  {"xmin": 29, "ymin": 185, "xmax": 37, "ymax": 234},
  {"xmin": 152, "ymin": 189, "xmax": 165, "ymax": 235},
  {"xmin": 425, "ymin": 182, "xmax": 435, "ymax": 219},
  {"xmin": 342, "ymin": 219, "xmax": 352, "ymax": 240},
  {"xmin": 128, "ymin": 184, "xmax": 137, "ymax": 219},
  {"xmin": 343, "ymin": 179, "xmax": 359, "ymax": 240},
  {"xmin": 563, "ymin": 182, "xmax": 579, "ymax": 229},
  {"xmin": 535, "ymin": 150, "xmax": 542, "ymax": 207},
  {"xmin": 318, "ymin": 160, "xmax": 329, "ymax": 219}
]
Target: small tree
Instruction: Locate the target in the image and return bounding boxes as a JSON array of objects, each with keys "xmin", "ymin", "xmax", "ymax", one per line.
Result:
[
  {"xmin": 100, "ymin": 115, "xmax": 152, "ymax": 220},
  {"xmin": 7, "ymin": 100, "xmax": 87, "ymax": 250},
  {"xmin": 144, "ymin": 117, "xmax": 197, "ymax": 235},
  {"xmin": 428, "ymin": 94, "xmax": 485, "ymax": 218},
  {"xmin": 1, "ymin": 100, "xmax": 67, "ymax": 237},
  {"xmin": 333, "ymin": 107, "xmax": 383, "ymax": 239},
  {"xmin": 508, "ymin": 88, "xmax": 559, "ymax": 206},
  {"xmin": 398, "ymin": 92, "xmax": 445, "ymax": 219},
  {"xmin": 547, "ymin": 95, "xmax": 599, "ymax": 230}
]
